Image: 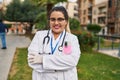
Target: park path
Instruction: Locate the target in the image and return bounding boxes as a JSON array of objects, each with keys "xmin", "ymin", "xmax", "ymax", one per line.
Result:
[{"xmin": 0, "ymin": 34, "xmax": 31, "ymax": 80}]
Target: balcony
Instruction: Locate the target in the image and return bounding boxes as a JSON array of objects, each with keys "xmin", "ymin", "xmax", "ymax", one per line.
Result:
[
  {"xmin": 88, "ymin": 11, "xmax": 92, "ymax": 16},
  {"xmin": 98, "ymin": 11, "xmax": 107, "ymax": 17},
  {"xmin": 88, "ymin": 3, "xmax": 92, "ymax": 8}
]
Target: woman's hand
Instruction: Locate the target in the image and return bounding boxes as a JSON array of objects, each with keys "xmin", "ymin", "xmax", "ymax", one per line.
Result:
[{"xmin": 28, "ymin": 53, "xmax": 43, "ymax": 64}]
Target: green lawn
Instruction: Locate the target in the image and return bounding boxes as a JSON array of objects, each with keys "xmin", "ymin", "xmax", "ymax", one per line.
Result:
[
  {"xmin": 8, "ymin": 48, "xmax": 32, "ymax": 80},
  {"xmin": 78, "ymin": 52, "xmax": 120, "ymax": 80},
  {"xmin": 8, "ymin": 48, "xmax": 120, "ymax": 80}
]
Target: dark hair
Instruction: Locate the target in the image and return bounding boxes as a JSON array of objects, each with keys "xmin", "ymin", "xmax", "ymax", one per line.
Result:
[{"xmin": 48, "ymin": 6, "xmax": 69, "ymax": 21}]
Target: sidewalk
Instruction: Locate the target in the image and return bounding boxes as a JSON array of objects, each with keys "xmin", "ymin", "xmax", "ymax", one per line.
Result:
[
  {"xmin": 98, "ymin": 49, "xmax": 120, "ymax": 59},
  {"xmin": 0, "ymin": 34, "xmax": 31, "ymax": 80}
]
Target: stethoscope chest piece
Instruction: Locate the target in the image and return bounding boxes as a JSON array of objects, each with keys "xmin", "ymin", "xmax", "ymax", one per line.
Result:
[{"xmin": 58, "ymin": 46, "xmax": 63, "ymax": 52}]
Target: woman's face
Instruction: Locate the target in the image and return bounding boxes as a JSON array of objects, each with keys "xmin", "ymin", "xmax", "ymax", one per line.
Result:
[{"xmin": 49, "ymin": 11, "xmax": 67, "ymax": 34}]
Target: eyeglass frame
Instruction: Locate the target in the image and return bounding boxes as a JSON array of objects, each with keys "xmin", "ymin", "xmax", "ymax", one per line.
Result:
[{"xmin": 49, "ymin": 17, "xmax": 66, "ymax": 22}]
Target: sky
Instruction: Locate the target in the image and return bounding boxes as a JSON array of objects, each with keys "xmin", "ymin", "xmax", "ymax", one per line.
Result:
[{"xmin": 0, "ymin": 0, "xmax": 2, "ymax": 2}]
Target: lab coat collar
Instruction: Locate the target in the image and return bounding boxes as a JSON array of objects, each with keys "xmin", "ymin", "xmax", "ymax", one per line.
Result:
[
  {"xmin": 49, "ymin": 29, "xmax": 65, "ymax": 39},
  {"xmin": 49, "ymin": 29, "xmax": 65, "ymax": 44}
]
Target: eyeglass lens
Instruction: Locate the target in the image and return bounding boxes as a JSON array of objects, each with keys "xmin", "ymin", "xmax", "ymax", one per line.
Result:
[{"xmin": 49, "ymin": 18, "xmax": 65, "ymax": 22}]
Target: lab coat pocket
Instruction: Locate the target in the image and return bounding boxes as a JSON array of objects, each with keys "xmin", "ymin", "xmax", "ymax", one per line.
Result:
[
  {"xmin": 63, "ymin": 41, "xmax": 72, "ymax": 55},
  {"xmin": 63, "ymin": 45, "xmax": 72, "ymax": 55}
]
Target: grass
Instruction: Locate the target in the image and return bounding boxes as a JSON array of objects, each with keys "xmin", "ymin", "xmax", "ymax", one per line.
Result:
[
  {"xmin": 8, "ymin": 48, "xmax": 120, "ymax": 80},
  {"xmin": 77, "ymin": 52, "xmax": 120, "ymax": 80},
  {"xmin": 8, "ymin": 48, "xmax": 32, "ymax": 80}
]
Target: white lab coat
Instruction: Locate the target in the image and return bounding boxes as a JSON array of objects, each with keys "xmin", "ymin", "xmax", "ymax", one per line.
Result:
[{"xmin": 28, "ymin": 30, "xmax": 81, "ymax": 80}]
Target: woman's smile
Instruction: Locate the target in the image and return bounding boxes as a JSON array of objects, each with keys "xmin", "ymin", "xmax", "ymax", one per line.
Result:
[{"xmin": 54, "ymin": 25, "xmax": 61, "ymax": 29}]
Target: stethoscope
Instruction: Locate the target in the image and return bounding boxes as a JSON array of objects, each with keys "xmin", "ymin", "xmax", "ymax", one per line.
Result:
[{"xmin": 43, "ymin": 30, "xmax": 66, "ymax": 53}]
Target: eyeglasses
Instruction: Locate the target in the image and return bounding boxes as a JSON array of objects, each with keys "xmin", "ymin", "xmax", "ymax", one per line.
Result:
[{"xmin": 49, "ymin": 18, "xmax": 65, "ymax": 22}]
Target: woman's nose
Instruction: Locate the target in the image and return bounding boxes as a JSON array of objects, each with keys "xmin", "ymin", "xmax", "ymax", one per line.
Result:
[{"xmin": 54, "ymin": 20, "xmax": 59, "ymax": 24}]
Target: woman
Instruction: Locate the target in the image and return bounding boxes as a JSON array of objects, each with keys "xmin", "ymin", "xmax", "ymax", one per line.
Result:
[{"xmin": 28, "ymin": 6, "xmax": 81, "ymax": 80}]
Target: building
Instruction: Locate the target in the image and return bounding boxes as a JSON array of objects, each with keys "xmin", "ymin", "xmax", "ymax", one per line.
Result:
[
  {"xmin": 67, "ymin": 2, "xmax": 79, "ymax": 19},
  {"xmin": 92, "ymin": 0, "xmax": 108, "ymax": 35},
  {"xmin": 55, "ymin": 1, "xmax": 79, "ymax": 19},
  {"xmin": 115, "ymin": 0, "xmax": 120, "ymax": 35},
  {"xmin": 79, "ymin": 0, "xmax": 109, "ymax": 34},
  {"xmin": 107, "ymin": 0, "xmax": 116, "ymax": 35},
  {"xmin": 79, "ymin": 0, "xmax": 95, "ymax": 29}
]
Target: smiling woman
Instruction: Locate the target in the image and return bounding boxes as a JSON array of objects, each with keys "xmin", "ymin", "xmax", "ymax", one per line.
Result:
[{"xmin": 27, "ymin": 6, "xmax": 81, "ymax": 80}]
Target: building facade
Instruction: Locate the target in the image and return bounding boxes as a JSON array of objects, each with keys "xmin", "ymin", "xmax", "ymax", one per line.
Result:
[
  {"xmin": 107, "ymin": 0, "xmax": 116, "ymax": 35},
  {"xmin": 67, "ymin": 2, "xmax": 79, "ymax": 19},
  {"xmin": 79, "ymin": 0, "xmax": 95, "ymax": 29},
  {"xmin": 56, "ymin": 1, "xmax": 79, "ymax": 19},
  {"xmin": 92, "ymin": 0, "xmax": 108, "ymax": 35},
  {"xmin": 115, "ymin": 0, "xmax": 120, "ymax": 35}
]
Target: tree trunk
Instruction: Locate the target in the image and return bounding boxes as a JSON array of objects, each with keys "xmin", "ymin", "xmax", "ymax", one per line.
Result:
[
  {"xmin": 47, "ymin": 3, "xmax": 54, "ymax": 17},
  {"xmin": 45, "ymin": 3, "xmax": 53, "ymax": 29}
]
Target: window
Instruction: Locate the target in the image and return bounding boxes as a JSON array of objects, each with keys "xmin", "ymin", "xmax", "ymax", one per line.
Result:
[
  {"xmin": 93, "ymin": 19, "xmax": 96, "ymax": 24},
  {"xmin": 83, "ymin": 17, "xmax": 86, "ymax": 23},
  {"xmin": 74, "ymin": 5, "xmax": 78, "ymax": 11},
  {"xmin": 74, "ymin": 13, "xmax": 78, "ymax": 17},
  {"xmin": 84, "ymin": 0, "xmax": 86, "ymax": 3},
  {"xmin": 94, "ymin": 10, "xmax": 96, "ymax": 15},
  {"xmin": 98, "ymin": 17, "xmax": 106, "ymax": 24},
  {"xmin": 108, "ymin": 12, "xmax": 112, "ymax": 19},
  {"xmin": 83, "ymin": 10, "xmax": 86, "ymax": 15},
  {"xmin": 108, "ymin": 0, "xmax": 112, "ymax": 8}
]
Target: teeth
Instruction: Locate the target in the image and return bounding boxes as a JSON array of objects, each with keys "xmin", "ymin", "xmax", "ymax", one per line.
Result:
[{"xmin": 54, "ymin": 26, "xmax": 59, "ymax": 29}]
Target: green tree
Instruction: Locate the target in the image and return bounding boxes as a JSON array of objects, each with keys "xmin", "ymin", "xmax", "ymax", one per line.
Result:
[
  {"xmin": 0, "ymin": 10, "xmax": 4, "ymax": 20},
  {"xmin": 31, "ymin": 0, "xmax": 67, "ymax": 16},
  {"xmin": 4, "ymin": 0, "xmax": 41, "ymax": 33},
  {"xmin": 5, "ymin": 0, "xmax": 40, "ymax": 22},
  {"xmin": 4, "ymin": 0, "xmax": 21, "ymax": 21},
  {"xmin": 69, "ymin": 18, "xmax": 80, "ymax": 30},
  {"xmin": 34, "ymin": 12, "xmax": 47, "ymax": 30}
]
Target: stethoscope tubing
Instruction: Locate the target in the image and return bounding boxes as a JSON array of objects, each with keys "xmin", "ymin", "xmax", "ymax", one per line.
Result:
[{"xmin": 43, "ymin": 30, "xmax": 66, "ymax": 52}]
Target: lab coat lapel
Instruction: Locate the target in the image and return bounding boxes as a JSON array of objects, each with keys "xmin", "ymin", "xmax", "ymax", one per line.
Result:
[{"xmin": 52, "ymin": 30, "xmax": 66, "ymax": 55}]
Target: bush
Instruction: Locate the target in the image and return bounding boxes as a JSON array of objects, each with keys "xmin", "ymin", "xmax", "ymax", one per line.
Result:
[
  {"xmin": 69, "ymin": 18, "xmax": 80, "ymax": 30},
  {"xmin": 87, "ymin": 24, "xmax": 101, "ymax": 33},
  {"xmin": 76, "ymin": 31, "xmax": 97, "ymax": 52},
  {"xmin": 34, "ymin": 12, "xmax": 47, "ymax": 30}
]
